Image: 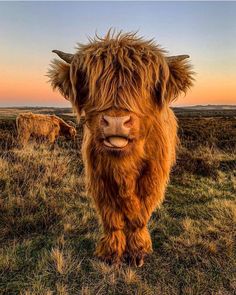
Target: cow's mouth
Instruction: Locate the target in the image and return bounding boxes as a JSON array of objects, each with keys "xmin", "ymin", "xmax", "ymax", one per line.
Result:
[{"xmin": 103, "ymin": 136, "xmax": 129, "ymax": 149}]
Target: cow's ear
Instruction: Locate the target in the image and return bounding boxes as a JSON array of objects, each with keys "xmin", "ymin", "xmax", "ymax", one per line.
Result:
[
  {"xmin": 165, "ymin": 55, "xmax": 194, "ymax": 103},
  {"xmin": 48, "ymin": 59, "xmax": 73, "ymax": 101},
  {"xmin": 48, "ymin": 51, "xmax": 86, "ymax": 121},
  {"xmin": 155, "ymin": 55, "xmax": 194, "ymax": 106}
]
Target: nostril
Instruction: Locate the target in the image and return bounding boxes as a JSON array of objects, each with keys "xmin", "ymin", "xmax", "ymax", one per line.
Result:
[
  {"xmin": 123, "ymin": 116, "xmax": 132, "ymax": 127},
  {"xmin": 101, "ymin": 116, "xmax": 109, "ymax": 126}
]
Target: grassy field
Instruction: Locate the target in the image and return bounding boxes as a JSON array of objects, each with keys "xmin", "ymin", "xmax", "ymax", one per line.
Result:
[{"xmin": 0, "ymin": 107, "xmax": 235, "ymax": 295}]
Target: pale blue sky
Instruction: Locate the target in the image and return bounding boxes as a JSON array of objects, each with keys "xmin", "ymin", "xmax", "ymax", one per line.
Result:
[{"xmin": 0, "ymin": 1, "xmax": 236, "ymax": 106}]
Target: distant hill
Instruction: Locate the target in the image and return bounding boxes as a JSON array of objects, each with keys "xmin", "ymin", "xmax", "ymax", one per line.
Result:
[{"xmin": 174, "ymin": 105, "xmax": 236, "ymax": 110}]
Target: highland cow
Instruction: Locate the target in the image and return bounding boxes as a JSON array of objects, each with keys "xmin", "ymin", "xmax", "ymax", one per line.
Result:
[
  {"xmin": 16, "ymin": 113, "xmax": 76, "ymax": 145},
  {"xmin": 49, "ymin": 31, "xmax": 194, "ymax": 266}
]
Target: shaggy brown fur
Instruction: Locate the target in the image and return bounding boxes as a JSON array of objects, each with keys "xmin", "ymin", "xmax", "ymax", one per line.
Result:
[
  {"xmin": 48, "ymin": 31, "xmax": 194, "ymax": 266},
  {"xmin": 16, "ymin": 113, "xmax": 76, "ymax": 145}
]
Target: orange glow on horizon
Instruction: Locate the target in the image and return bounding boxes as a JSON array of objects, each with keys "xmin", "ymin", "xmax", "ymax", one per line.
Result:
[
  {"xmin": 175, "ymin": 75, "xmax": 236, "ymax": 106},
  {"xmin": 1, "ymin": 64, "xmax": 236, "ymax": 107}
]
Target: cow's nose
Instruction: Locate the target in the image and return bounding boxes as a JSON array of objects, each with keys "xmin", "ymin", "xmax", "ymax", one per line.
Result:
[
  {"xmin": 102, "ymin": 115, "xmax": 131, "ymax": 137},
  {"xmin": 103, "ymin": 115, "xmax": 131, "ymax": 127}
]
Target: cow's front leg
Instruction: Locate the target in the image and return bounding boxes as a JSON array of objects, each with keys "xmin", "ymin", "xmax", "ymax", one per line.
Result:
[
  {"xmin": 125, "ymin": 226, "xmax": 152, "ymax": 267},
  {"xmin": 123, "ymin": 197, "xmax": 152, "ymax": 267},
  {"xmin": 95, "ymin": 203, "xmax": 126, "ymax": 265}
]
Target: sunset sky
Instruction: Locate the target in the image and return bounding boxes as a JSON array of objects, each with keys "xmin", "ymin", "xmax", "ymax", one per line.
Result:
[{"xmin": 1, "ymin": 1, "xmax": 236, "ymax": 107}]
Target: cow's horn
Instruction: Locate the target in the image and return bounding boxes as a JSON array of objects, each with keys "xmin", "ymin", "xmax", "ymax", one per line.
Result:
[
  {"xmin": 52, "ymin": 50, "xmax": 74, "ymax": 64},
  {"xmin": 167, "ymin": 55, "xmax": 190, "ymax": 62}
]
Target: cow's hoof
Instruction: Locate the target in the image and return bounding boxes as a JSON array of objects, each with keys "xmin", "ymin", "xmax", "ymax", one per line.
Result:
[
  {"xmin": 135, "ymin": 253, "xmax": 144, "ymax": 267},
  {"xmin": 123, "ymin": 252, "xmax": 145, "ymax": 267}
]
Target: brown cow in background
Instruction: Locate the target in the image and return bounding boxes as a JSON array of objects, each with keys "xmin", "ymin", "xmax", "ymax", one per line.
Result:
[
  {"xmin": 16, "ymin": 113, "xmax": 76, "ymax": 145},
  {"xmin": 49, "ymin": 31, "xmax": 194, "ymax": 267}
]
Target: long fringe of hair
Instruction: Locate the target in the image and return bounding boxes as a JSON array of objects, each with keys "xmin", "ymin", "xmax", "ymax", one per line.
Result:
[{"xmin": 71, "ymin": 31, "xmax": 170, "ymax": 114}]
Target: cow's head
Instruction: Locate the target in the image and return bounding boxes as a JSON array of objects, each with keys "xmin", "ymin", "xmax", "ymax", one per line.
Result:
[{"xmin": 49, "ymin": 32, "xmax": 194, "ymax": 156}]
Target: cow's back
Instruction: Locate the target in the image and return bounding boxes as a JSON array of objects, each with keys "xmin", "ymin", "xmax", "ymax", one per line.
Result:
[{"xmin": 16, "ymin": 113, "xmax": 60, "ymax": 139}]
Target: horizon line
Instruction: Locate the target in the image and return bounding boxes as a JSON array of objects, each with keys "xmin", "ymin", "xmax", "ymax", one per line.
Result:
[{"xmin": 0, "ymin": 104, "xmax": 236, "ymax": 109}]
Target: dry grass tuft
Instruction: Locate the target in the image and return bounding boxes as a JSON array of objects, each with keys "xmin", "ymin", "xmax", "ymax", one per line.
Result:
[
  {"xmin": 51, "ymin": 248, "xmax": 66, "ymax": 275},
  {"xmin": 122, "ymin": 267, "xmax": 138, "ymax": 284}
]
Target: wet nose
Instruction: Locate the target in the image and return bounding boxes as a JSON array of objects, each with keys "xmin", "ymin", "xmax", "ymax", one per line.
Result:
[{"xmin": 102, "ymin": 115, "xmax": 131, "ymax": 137}]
